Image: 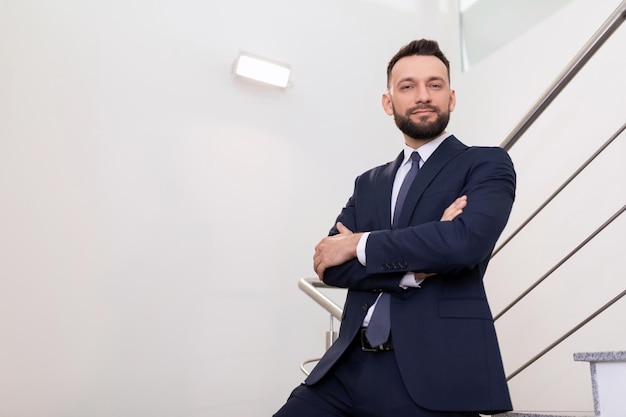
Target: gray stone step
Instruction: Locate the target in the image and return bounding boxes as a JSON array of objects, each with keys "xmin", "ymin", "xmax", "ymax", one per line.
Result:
[{"xmin": 493, "ymin": 413, "xmax": 593, "ymax": 417}]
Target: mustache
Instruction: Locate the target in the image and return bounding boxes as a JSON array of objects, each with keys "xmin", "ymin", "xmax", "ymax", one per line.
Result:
[{"xmin": 408, "ymin": 105, "xmax": 438, "ymax": 113}]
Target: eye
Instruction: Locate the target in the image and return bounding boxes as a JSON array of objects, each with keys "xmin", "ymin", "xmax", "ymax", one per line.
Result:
[
  {"xmin": 429, "ymin": 83, "xmax": 442, "ymax": 89},
  {"xmin": 400, "ymin": 85, "xmax": 413, "ymax": 90}
]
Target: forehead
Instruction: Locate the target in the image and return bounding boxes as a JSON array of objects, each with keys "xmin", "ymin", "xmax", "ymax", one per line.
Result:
[{"xmin": 389, "ymin": 55, "xmax": 449, "ymax": 84}]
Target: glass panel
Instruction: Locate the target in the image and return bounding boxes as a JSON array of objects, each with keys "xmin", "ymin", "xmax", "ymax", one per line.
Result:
[{"xmin": 459, "ymin": 0, "xmax": 575, "ymax": 71}]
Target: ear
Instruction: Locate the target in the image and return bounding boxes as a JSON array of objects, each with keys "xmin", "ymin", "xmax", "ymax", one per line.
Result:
[
  {"xmin": 448, "ymin": 89, "xmax": 456, "ymax": 112},
  {"xmin": 382, "ymin": 93, "xmax": 394, "ymax": 116}
]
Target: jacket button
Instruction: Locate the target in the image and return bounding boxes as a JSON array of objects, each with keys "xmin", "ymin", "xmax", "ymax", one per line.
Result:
[{"xmin": 362, "ymin": 304, "xmax": 368, "ymax": 311}]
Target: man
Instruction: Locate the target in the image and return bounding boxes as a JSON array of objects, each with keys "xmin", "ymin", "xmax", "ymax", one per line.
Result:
[{"xmin": 275, "ymin": 39, "xmax": 515, "ymax": 417}]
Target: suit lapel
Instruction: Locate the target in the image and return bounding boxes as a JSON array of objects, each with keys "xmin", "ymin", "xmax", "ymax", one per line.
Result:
[
  {"xmin": 395, "ymin": 136, "xmax": 467, "ymax": 227},
  {"xmin": 376, "ymin": 151, "xmax": 404, "ymax": 229}
]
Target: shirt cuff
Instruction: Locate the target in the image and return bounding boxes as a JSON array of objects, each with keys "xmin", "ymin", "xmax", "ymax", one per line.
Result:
[
  {"xmin": 356, "ymin": 232, "xmax": 370, "ymax": 266},
  {"xmin": 400, "ymin": 272, "xmax": 424, "ymax": 288}
]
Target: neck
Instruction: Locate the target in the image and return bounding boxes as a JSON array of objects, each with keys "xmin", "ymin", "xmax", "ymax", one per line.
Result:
[{"xmin": 404, "ymin": 130, "xmax": 446, "ymax": 150}]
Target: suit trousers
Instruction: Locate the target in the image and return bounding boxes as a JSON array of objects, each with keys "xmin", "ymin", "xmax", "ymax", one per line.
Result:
[{"xmin": 273, "ymin": 335, "xmax": 479, "ymax": 417}]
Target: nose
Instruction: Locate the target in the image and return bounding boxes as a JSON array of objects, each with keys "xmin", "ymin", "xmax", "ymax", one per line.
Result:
[{"xmin": 414, "ymin": 84, "xmax": 431, "ymax": 103}]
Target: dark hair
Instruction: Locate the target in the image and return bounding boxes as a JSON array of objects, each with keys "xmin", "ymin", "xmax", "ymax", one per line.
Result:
[{"xmin": 386, "ymin": 39, "xmax": 450, "ymax": 87}]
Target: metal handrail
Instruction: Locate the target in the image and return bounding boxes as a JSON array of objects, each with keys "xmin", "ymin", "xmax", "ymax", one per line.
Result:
[
  {"xmin": 298, "ymin": 278, "xmax": 341, "ymax": 375},
  {"xmin": 300, "ymin": 358, "xmax": 320, "ymax": 376},
  {"xmin": 298, "ymin": 277, "xmax": 342, "ymax": 320},
  {"xmin": 492, "ymin": 123, "xmax": 625, "ymax": 258},
  {"xmin": 499, "ymin": 0, "xmax": 626, "ymax": 151},
  {"xmin": 507, "ymin": 288, "xmax": 626, "ymax": 380},
  {"xmin": 494, "ymin": 204, "xmax": 626, "ymax": 321}
]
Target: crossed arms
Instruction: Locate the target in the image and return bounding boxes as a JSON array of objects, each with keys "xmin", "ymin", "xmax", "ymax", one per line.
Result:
[
  {"xmin": 312, "ymin": 147, "xmax": 516, "ymax": 290},
  {"xmin": 313, "ymin": 195, "xmax": 468, "ymax": 279}
]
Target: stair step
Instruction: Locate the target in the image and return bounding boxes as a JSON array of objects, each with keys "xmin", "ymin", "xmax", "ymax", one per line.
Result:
[{"xmin": 493, "ymin": 413, "xmax": 594, "ymax": 417}]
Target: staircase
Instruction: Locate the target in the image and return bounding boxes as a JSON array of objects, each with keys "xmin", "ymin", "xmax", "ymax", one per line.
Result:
[{"xmin": 495, "ymin": 351, "xmax": 626, "ymax": 417}]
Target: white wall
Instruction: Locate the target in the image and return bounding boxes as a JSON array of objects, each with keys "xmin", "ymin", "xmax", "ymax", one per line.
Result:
[
  {"xmin": 1, "ymin": 0, "xmax": 624, "ymax": 415},
  {"xmin": 0, "ymin": 1, "xmax": 459, "ymax": 416}
]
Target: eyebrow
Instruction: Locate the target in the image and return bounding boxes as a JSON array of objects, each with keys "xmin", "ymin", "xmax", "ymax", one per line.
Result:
[{"xmin": 396, "ymin": 75, "xmax": 446, "ymax": 85}]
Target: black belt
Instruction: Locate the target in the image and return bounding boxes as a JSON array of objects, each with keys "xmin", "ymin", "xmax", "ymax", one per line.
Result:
[{"xmin": 360, "ymin": 327, "xmax": 393, "ymax": 351}]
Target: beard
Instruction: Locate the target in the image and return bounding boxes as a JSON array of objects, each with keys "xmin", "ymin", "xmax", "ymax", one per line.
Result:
[{"xmin": 393, "ymin": 104, "xmax": 450, "ymax": 140}]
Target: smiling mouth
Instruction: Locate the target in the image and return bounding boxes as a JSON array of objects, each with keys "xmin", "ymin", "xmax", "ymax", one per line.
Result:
[
  {"xmin": 411, "ymin": 110, "xmax": 436, "ymax": 118},
  {"xmin": 410, "ymin": 106, "xmax": 437, "ymax": 115}
]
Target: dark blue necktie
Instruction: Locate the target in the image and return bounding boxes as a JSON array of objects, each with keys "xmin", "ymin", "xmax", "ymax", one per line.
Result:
[
  {"xmin": 366, "ymin": 151, "xmax": 421, "ymax": 347},
  {"xmin": 392, "ymin": 151, "xmax": 421, "ymax": 227}
]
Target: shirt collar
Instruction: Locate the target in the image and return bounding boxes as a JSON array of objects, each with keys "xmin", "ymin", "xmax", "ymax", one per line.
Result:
[{"xmin": 401, "ymin": 132, "xmax": 451, "ymax": 166}]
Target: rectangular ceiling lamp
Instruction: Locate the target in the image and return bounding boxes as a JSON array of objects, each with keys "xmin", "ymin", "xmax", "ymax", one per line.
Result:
[{"xmin": 234, "ymin": 53, "xmax": 291, "ymax": 88}]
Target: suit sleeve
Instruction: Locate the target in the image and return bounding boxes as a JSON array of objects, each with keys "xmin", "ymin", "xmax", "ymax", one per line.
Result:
[
  {"xmin": 323, "ymin": 147, "xmax": 516, "ymax": 289},
  {"xmin": 322, "ymin": 191, "xmax": 405, "ymax": 291}
]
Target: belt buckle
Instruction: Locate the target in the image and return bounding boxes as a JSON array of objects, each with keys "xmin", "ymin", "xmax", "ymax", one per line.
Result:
[{"xmin": 360, "ymin": 328, "xmax": 387, "ymax": 352}]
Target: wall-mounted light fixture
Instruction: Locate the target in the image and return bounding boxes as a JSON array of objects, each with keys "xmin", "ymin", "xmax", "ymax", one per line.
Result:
[{"xmin": 233, "ymin": 52, "xmax": 291, "ymax": 88}]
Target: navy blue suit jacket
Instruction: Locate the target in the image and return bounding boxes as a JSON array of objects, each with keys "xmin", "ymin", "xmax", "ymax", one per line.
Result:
[{"xmin": 305, "ymin": 136, "xmax": 515, "ymax": 414}]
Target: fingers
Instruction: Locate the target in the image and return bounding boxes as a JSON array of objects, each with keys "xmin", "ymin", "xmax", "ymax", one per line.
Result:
[
  {"xmin": 313, "ymin": 238, "xmax": 334, "ymax": 280},
  {"xmin": 315, "ymin": 263, "xmax": 325, "ymax": 280},
  {"xmin": 413, "ymin": 197, "xmax": 467, "ymax": 282},
  {"xmin": 440, "ymin": 195, "xmax": 467, "ymax": 221},
  {"xmin": 414, "ymin": 272, "xmax": 436, "ymax": 280},
  {"xmin": 336, "ymin": 222, "xmax": 353, "ymax": 235},
  {"xmin": 313, "ymin": 246, "xmax": 325, "ymax": 280}
]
